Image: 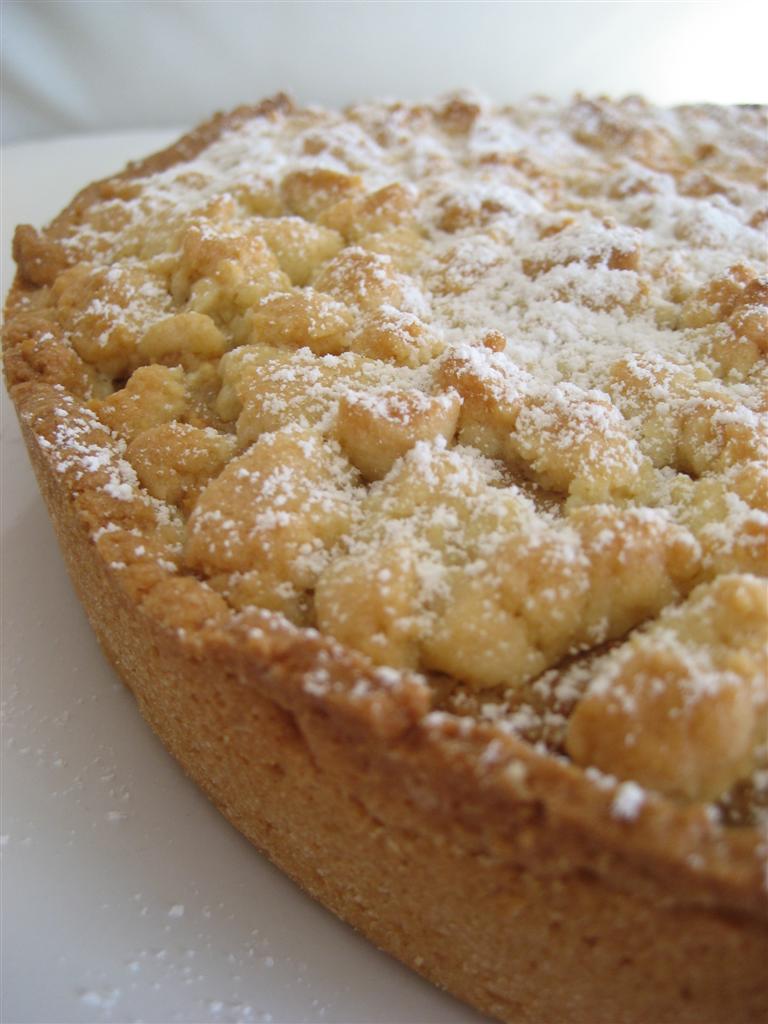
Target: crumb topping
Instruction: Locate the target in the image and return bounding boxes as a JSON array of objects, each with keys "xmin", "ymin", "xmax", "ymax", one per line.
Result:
[{"xmin": 6, "ymin": 93, "xmax": 767, "ymax": 825}]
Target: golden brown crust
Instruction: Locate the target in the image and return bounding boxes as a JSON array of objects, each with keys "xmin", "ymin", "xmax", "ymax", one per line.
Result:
[
  {"xmin": 4, "ymin": 94, "xmax": 768, "ymax": 1023},
  {"xmin": 46, "ymin": 96, "xmax": 295, "ymax": 240}
]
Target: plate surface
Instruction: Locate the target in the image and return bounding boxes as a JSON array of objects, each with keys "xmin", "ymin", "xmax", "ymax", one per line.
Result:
[{"xmin": 1, "ymin": 132, "xmax": 489, "ymax": 1024}]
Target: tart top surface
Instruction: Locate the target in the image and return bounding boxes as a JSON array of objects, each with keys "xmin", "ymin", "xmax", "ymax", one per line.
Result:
[{"xmin": 5, "ymin": 93, "xmax": 768, "ymax": 831}]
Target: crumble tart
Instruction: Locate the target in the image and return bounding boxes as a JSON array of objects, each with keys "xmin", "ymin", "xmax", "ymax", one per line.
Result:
[{"xmin": 3, "ymin": 93, "xmax": 767, "ymax": 1023}]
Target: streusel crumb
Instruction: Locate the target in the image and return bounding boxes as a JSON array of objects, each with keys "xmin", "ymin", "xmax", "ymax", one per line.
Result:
[{"xmin": 6, "ymin": 92, "xmax": 767, "ymax": 821}]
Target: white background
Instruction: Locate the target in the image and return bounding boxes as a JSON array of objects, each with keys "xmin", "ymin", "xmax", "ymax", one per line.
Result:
[{"xmin": 2, "ymin": 0, "xmax": 768, "ymax": 145}]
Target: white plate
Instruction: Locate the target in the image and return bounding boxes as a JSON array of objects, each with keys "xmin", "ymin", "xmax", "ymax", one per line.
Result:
[{"xmin": 1, "ymin": 133, "xmax": 490, "ymax": 1024}]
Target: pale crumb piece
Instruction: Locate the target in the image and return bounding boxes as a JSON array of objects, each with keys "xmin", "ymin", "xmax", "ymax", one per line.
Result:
[
  {"xmin": 141, "ymin": 577, "xmax": 230, "ymax": 630},
  {"xmin": 51, "ymin": 260, "xmax": 172, "ymax": 377},
  {"xmin": 184, "ymin": 427, "xmax": 362, "ymax": 623},
  {"xmin": 437, "ymin": 344, "xmax": 650, "ymax": 504},
  {"xmin": 91, "ymin": 365, "xmax": 186, "ymax": 442},
  {"xmin": 313, "ymin": 246, "xmax": 429, "ymax": 318},
  {"xmin": 171, "ymin": 222, "xmax": 292, "ymax": 322},
  {"xmin": 423, "ymin": 502, "xmax": 698, "ymax": 689},
  {"xmin": 318, "ymin": 437, "xmax": 698, "ymax": 688},
  {"xmin": 280, "ymin": 167, "xmax": 363, "ymax": 221},
  {"xmin": 317, "ymin": 182, "xmax": 417, "ymax": 240},
  {"xmin": 139, "ymin": 311, "xmax": 227, "ymax": 367},
  {"xmin": 249, "ymin": 288, "xmax": 355, "ymax": 355},
  {"xmin": 350, "ymin": 306, "xmax": 444, "ymax": 367},
  {"xmin": 335, "ymin": 387, "xmax": 461, "ymax": 480},
  {"xmin": 316, "ymin": 539, "xmax": 425, "ymax": 668},
  {"xmin": 566, "ymin": 574, "xmax": 768, "ymax": 801},
  {"xmin": 127, "ymin": 423, "xmax": 237, "ymax": 511},
  {"xmin": 609, "ymin": 351, "xmax": 767, "ymax": 476},
  {"xmin": 667, "ymin": 467, "xmax": 768, "ymax": 579},
  {"xmin": 250, "ymin": 216, "xmax": 343, "ymax": 285},
  {"xmin": 218, "ymin": 344, "xmax": 410, "ymax": 445}
]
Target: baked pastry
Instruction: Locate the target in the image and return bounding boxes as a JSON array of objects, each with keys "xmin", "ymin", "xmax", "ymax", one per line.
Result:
[{"xmin": 3, "ymin": 93, "xmax": 767, "ymax": 1023}]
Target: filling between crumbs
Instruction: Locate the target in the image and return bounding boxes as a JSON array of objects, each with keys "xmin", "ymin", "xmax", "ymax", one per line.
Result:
[{"xmin": 6, "ymin": 94, "xmax": 768, "ymax": 825}]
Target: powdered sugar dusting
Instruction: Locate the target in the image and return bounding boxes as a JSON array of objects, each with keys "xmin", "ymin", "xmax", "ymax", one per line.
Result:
[
  {"xmin": 612, "ymin": 781, "xmax": 646, "ymax": 821},
  {"xmin": 10, "ymin": 92, "xmax": 767, "ymax": 820}
]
